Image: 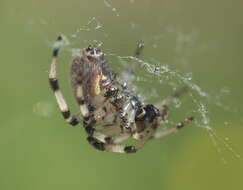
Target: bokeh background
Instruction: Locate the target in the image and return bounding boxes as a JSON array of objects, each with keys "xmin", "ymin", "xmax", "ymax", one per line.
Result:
[{"xmin": 1, "ymin": 0, "xmax": 243, "ymax": 190}]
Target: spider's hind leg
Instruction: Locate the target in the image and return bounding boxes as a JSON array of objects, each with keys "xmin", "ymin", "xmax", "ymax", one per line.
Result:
[{"xmin": 49, "ymin": 36, "xmax": 79, "ymax": 126}]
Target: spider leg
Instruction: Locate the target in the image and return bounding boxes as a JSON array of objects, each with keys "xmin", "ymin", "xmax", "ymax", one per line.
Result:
[
  {"xmin": 87, "ymin": 125, "xmax": 156, "ymax": 153},
  {"xmin": 105, "ymin": 117, "xmax": 194, "ymax": 153},
  {"xmin": 85, "ymin": 122, "xmax": 131, "ymax": 144},
  {"xmin": 86, "ymin": 136, "xmax": 137, "ymax": 153},
  {"xmin": 153, "ymin": 117, "xmax": 194, "ymax": 139},
  {"xmin": 128, "ymin": 40, "xmax": 144, "ymax": 74},
  {"xmin": 156, "ymin": 87, "xmax": 189, "ymax": 123},
  {"xmin": 156, "ymin": 86, "xmax": 188, "ymax": 109},
  {"xmin": 86, "ymin": 123, "xmax": 132, "ymax": 152},
  {"xmin": 49, "ymin": 36, "xmax": 79, "ymax": 126},
  {"xmin": 75, "ymin": 85, "xmax": 92, "ymax": 119},
  {"xmin": 87, "ymin": 127, "xmax": 154, "ymax": 153},
  {"xmin": 120, "ymin": 41, "xmax": 144, "ymax": 83}
]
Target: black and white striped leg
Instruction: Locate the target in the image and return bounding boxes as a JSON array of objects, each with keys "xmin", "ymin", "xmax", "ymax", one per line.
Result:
[
  {"xmin": 84, "ymin": 120, "xmax": 131, "ymax": 144},
  {"xmin": 153, "ymin": 117, "xmax": 194, "ymax": 139},
  {"xmin": 86, "ymin": 136, "xmax": 137, "ymax": 153},
  {"xmin": 98, "ymin": 125, "xmax": 131, "ymax": 143},
  {"xmin": 75, "ymin": 85, "xmax": 90, "ymax": 119},
  {"xmin": 49, "ymin": 36, "xmax": 79, "ymax": 126},
  {"xmin": 85, "ymin": 121, "xmax": 132, "ymax": 152},
  {"xmin": 87, "ymin": 126, "xmax": 156, "ymax": 154},
  {"xmin": 76, "ymin": 89, "xmax": 127, "ymax": 144}
]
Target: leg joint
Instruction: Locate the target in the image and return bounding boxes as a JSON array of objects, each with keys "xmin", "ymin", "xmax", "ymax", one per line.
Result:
[
  {"xmin": 87, "ymin": 136, "xmax": 105, "ymax": 151},
  {"xmin": 62, "ymin": 110, "xmax": 70, "ymax": 119},
  {"xmin": 69, "ymin": 117, "xmax": 79, "ymax": 126},
  {"xmin": 49, "ymin": 78, "xmax": 59, "ymax": 91},
  {"xmin": 124, "ymin": 146, "xmax": 137, "ymax": 153}
]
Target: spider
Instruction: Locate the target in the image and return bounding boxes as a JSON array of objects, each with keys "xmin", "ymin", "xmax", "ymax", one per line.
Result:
[{"xmin": 49, "ymin": 36, "xmax": 194, "ymax": 153}]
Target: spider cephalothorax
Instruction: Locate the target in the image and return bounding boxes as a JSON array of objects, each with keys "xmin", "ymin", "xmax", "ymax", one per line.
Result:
[{"xmin": 49, "ymin": 36, "xmax": 194, "ymax": 153}]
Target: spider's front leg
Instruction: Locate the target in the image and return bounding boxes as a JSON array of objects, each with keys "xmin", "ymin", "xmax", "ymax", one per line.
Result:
[
  {"xmin": 152, "ymin": 117, "xmax": 194, "ymax": 139},
  {"xmin": 49, "ymin": 36, "xmax": 79, "ymax": 126},
  {"xmin": 121, "ymin": 41, "xmax": 144, "ymax": 83},
  {"xmin": 154, "ymin": 87, "xmax": 193, "ymax": 137},
  {"xmin": 156, "ymin": 87, "xmax": 189, "ymax": 123}
]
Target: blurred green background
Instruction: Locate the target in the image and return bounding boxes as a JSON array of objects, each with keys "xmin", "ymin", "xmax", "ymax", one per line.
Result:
[{"xmin": 1, "ymin": 0, "xmax": 243, "ymax": 190}]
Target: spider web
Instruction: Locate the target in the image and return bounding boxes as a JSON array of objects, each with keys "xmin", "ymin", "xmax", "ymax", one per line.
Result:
[{"xmin": 33, "ymin": 0, "xmax": 241, "ymax": 162}]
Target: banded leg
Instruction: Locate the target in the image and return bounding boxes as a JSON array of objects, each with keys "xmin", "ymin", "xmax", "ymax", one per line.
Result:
[
  {"xmin": 87, "ymin": 132, "xmax": 152, "ymax": 153},
  {"xmin": 49, "ymin": 36, "xmax": 79, "ymax": 126},
  {"xmin": 116, "ymin": 117, "xmax": 194, "ymax": 152},
  {"xmin": 87, "ymin": 124, "xmax": 156, "ymax": 154},
  {"xmin": 153, "ymin": 117, "xmax": 194, "ymax": 139},
  {"xmin": 85, "ymin": 122, "xmax": 131, "ymax": 144},
  {"xmin": 86, "ymin": 123, "xmax": 132, "ymax": 152},
  {"xmin": 86, "ymin": 136, "xmax": 136, "ymax": 153},
  {"xmin": 78, "ymin": 96, "xmax": 121, "ymax": 143},
  {"xmin": 87, "ymin": 116, "xmax": 193, "ymax": 153},
  {"xmin": 75, "ymin": 85, "xmax": 91, "ymax": 119}
]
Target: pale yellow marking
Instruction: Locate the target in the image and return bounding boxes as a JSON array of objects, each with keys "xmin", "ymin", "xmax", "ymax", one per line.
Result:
[
  {"xmin": 76, "ymin": 85, "xmax": 83, "ymax": 97},
  {"xmin": 66, "ymin": 117, "xmax": 73, "ymax": 123},
  {"xmin": 106, "ymin": 144, "xmax": 125, "ymax": 153},
  {"xmin": 80, "ymin": 105, "xmax": 89, "ymax": 117},
  {"xmin": 93, "ymin": 131, "xmax": 107, "ymax": 143},
  {"xmin": 76, "ymin": 85, "xmax": 89, "ymax": 117},
  {"xmin": 55, "ymin": 90, "xmax": 68, "ymax": 112},
  {"xmin": 49, "ymin": 58, "xmax": 57, "ymax": 79},
  {"xmin": 101, "ymin": 75, "xmax": 107, "ymax": 80},
  {"xmin": 94, "ymin": 75, "xmax": 101, "ymax": 95}
]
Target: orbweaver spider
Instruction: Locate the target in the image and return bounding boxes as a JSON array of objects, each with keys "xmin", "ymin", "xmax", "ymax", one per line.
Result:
[{"xmin": 49, "ymin": 36, "xmax": 194, "ymax": 153}]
